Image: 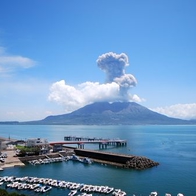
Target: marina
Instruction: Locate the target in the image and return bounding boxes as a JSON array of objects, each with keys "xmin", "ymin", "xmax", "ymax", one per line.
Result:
[
  {"xmin": 27, "ymin": 154, "xmax": 93, "ymax": 165},
  {"xmin": 0, "ymin": 124, "xmax": 193, "ymax": 195},
  {"xmin": 0, "ymin": 175, "xmax": 184, "ymax": 196},
  {"xmin": 0, "ymin": 152, "xmax": 181, "ymax": 196},
  {"xmin": 0, "ymin": 175, "xmax": 127, "ymax": 196},
  {"xmin": 0, "ymin": 134, "xmax": 158, "ymax": 170}
]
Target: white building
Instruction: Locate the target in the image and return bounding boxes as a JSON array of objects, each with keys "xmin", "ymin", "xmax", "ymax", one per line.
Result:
[{"xmin": 26, "ymin": 138, "xmax": 49, "ymax": 147}]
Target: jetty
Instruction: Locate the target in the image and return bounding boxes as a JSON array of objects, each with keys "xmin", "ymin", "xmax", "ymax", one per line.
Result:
[
  {"xmin": 50, "ymin": 136, "xmax": 127, "ymax": 149},
  {"xmin": 74, "ymin": 148, "xmax": 159, "ymax": 170}
]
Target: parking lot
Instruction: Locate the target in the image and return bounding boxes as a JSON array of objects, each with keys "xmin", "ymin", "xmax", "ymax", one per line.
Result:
[{"xmin": 0, "ymin": 150, "xmax": 25, "ymax": 169}]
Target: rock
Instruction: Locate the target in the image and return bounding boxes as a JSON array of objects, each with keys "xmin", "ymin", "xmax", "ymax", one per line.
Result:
[{"xmin": 124, "ymin": 156, "xmax": 159, "ymax": 170}]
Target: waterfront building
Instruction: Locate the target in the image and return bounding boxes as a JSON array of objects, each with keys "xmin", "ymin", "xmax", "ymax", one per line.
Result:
[
  {"xmin": 26, "ymin": 138, "xmax": 48, "ymax": 147},
  {"xmin": 26, "ymin": 138, "xmax": 49, "ymax": 154}
]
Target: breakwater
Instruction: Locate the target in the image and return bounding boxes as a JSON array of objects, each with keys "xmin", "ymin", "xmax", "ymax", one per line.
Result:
[{"xmin": 74, "ymin": 149, "xmax": 159, "ymax": 170}]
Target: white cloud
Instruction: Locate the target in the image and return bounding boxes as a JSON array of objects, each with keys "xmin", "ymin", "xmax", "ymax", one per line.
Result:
[
  {"xmin": 48, "ymin": 52, "xmax": 143, "ymax": 113},
  {"xmin": 0, "ymin": 46, "xmax": 36, "ymax": 74},
  {"xmin": 151, "ymin": 103, "xmax": 196, "ymax": 120},
  {"xmin": 132, "ymin": 94, "xmax": 145, "ymax": 102},
  {"xmin": 48, "ymin": 80, "xmax": 141, "ymax": 113}
]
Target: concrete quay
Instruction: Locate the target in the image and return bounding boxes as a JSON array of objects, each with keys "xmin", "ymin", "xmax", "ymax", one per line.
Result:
[{"xmin": 74, "ymin": 148, "xmax": 159, "ymax": 170}]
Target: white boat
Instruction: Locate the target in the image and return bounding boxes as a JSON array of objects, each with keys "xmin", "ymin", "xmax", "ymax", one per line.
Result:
[
  {"xmin": 29, "ymin": 183, "xmax": 40, "ymax": 190},
  {"xmin": 77, "ymin": 193, "xmax": 89, "ymax": 196},
  {"xmin": 177, "ymin": 194, "xmax": 184, "ymax": 196},
  {"xmin": 6, "ymin": 183, "xmax": 13, "ymax": 188},
  {"xmin": 82, "ymin": 157, "xmax": 93, "ymax": 164},
  {"xmin": 71, "ymin": 154, "xmax": 82, "ymax": 162},
  {"xmin": 34, "ymin": 184, "xmax": 43, "ymax": 192},
  {"xmin": 105, "ymin": 186, "xmax": 114, "ymax": 194},
  {"xmin": 17, "ymin": 183, "xmax": 25, "ymax": 190},
  {"xmin": 68, "ymin": 189, "xmax": 77, "ymax": 196},
  {"xmin": 42, "ymin": 185, "xmax": 52, "ymax": 192},
  {"xmin": 112, "ymin": 189, "xmax": 122, "ymax": 195},
  {"xmin": 118, "ymin": 190, "xmax": 127, "ymax": 196},
  {"xmin": 58, "ymin": 180, "xmax": 67, "ymax": 188},
  {"xmin": 0, "ymin": 175, "xmax": 129, "ymax": 196},
  {"xmin": 149, "ymin": 192, "xmax": 158, "ymax": 196},
  {"xmin": 70, "ymin": 182, "xmax": 80, "ymax": 189}
]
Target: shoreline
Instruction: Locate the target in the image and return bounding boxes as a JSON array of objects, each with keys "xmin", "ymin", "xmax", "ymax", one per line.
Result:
[{"xmin": 0, "ymin": 137, "xmax": 158, "ymax": 170}]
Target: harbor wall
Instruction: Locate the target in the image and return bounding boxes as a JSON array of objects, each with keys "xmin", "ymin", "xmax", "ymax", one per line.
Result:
[
  {"xmin": 74, "ymin": 149, "xmax": 159, "ymax": 169},
  {"xmin": 74, "ymin": 149, "xmax": 133, "ymax": 164}
]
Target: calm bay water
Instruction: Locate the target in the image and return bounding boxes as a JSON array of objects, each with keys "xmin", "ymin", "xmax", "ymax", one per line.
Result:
[{"xmin": 0, "ymin": 125, "xmax": 196, "ymax": 196}]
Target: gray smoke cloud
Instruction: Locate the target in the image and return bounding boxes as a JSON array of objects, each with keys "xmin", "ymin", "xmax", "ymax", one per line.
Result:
[
  {"xmin": 97, "ymin": 52, "xmax": 129, "ymax": 82},
  {"xmin": 97, "ymin": 52, "xmax": 137, "ymax": 100}
]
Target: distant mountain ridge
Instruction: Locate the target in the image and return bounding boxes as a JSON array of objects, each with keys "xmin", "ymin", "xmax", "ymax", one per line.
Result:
[{"xmin": 26, "ymin": 102, "xmax": 193, "ymax": 125}]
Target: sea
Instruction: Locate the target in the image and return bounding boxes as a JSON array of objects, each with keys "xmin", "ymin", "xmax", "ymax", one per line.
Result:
[{"xmin": 0, "ymin": 125, "xmax": 196, "ymax": 196}]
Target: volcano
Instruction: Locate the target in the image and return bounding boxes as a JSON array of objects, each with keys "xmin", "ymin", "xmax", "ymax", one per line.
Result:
[{"xmin": 31, "ymin": 102, "xmax": 191, "ymax": 125}]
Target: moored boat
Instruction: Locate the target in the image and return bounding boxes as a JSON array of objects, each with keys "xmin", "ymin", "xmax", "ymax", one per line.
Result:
[
  {"xmin": 82, "ymin": 157, "xmax": 93, "ymax": 164},
  {"xmin": 42, "ymin": 185, "xmax": 52, "ymax": 192},
  {"xmin": 68, "ymin": 189, "xmax": 77, "ymax": 196},
  {"xmin": 149, "ymin": 191, "xmax": 158, "ymax": 196},
  {"xmin": 71, "ymin": 154, "xmax": 82, "ymax": 162}
]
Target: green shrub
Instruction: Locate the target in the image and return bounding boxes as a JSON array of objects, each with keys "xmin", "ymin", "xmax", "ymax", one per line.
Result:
[
  {"xmin": 16, "ymin": 145, "xmax": 40, "ymax": 156},
  {"xmin": 0, "ymin": 189, "xmax": 26, "ymax": 196}
]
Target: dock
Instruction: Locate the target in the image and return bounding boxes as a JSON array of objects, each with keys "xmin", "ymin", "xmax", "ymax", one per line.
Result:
[{"xmin": 50, "ymin": 136, "xmax": 127, "ymax": 149}]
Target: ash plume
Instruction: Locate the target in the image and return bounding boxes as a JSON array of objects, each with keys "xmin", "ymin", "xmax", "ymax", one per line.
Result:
[
  {"xmin": 97, "ymin": 52, "xmax": 137, "ymax": 100},
  {"xmin": 49, "ymin": 52, "xmax": 141, "ymax": 113}
]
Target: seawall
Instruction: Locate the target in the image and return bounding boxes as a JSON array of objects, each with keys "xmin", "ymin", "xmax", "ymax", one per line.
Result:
[{"xmin": 74, "ymin": 149, "xmax": 159, "ymax": 170}]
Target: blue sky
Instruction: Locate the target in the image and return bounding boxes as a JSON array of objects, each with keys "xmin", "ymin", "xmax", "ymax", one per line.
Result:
[{"xmin": 0, "ymin": 0, "xmax": 196, "ymax": 121}]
